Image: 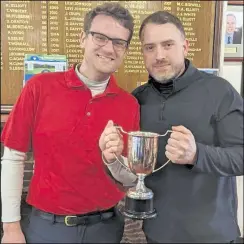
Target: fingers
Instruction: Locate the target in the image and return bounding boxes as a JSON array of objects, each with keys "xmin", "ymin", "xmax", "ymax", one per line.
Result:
[
  {"xmin": 165, "ymin": 150, "xmax": 177, "ymax": 163},
  {"xmin": 105, "ymin": 139, "xmax": 122, "ymax": 149},
  {"xmin": 103, "ymin": 121, "xmax": 124, "ymax": 159},
  {"xmin": 106, "ymin": 144, "xmax": 123, "ymax": 154},
  {"xmin": 100, "ymin": 121, "xmax": 124, "ymax": 161},
  {"xmin": 103, "ymin": 142, "xmax": 123, "ymax": 163},
  {"xmin": 104, "ymin": 133, "xmax": 121, "ymax": 143},
  {"xmin": 169, "ymin": 130, "xmax": 191, "ymax": 148},
  {"xmin": 104, "ymin": 126, "xmax": 119, "ymax": 136},
  {"xmin": 167, "ymin": 137, "xmax": 188, "ymax": 150},
  {"xmin": 165, "ymin": 147, "xmax": 184, "ymax": 160},
  {"xmin": 165, "ymin": 126, "xmax": 197, "ymax": 165},
  {"xmin": 105, "ymin": 120, "xmax": 114, "ymax": 128},
  {"xmin": 172, "ymin": 125, "xmax": 191, "ymax": 135},
  {"xmin": 167, "ymin": 137, "xmax": 180, "ymax": 148},
  {"xmin": 165, "ymin": 144, "xmax": 179, "ymax": 154},
  {"xmin": 170, "ymin": 131, "xmax": 183, "ymax": 140},
  {"xmin": 104, "ymin": 120, "xmax": 119, "ymax": 135}
]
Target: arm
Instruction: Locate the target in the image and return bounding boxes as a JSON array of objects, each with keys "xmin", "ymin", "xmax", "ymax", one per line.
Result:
[
  {"xmin": 1, "ymin": 147, "xmax": 26, "ymax": 242},
  {"xmin": 103, "ymin": 155, "xmax": 137, "ymax": 186},
  {"xmin": 1, "ymin": 78, "xmax": 36, "ymax": 243},
  {"xmin": 192, "ymin": 87, "xmax": 243, "ymax": 176},
  {"xmin": 100, "ymin": 104, "xmax": 140, "ymax": 186}
]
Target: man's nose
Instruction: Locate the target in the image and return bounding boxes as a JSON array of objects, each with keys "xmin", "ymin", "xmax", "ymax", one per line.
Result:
[
  {"xmin": 102, "ymin": 40, "xmax": 114, "ymax": 52},
  {"xmin": 155, "ymin": 46, "xmax": 166, "ymax": 60}
]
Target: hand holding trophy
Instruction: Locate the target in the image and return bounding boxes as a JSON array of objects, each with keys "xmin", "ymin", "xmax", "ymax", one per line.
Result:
[{"xmin": 101, "ymin": 121, "xmax": 172, "ymax": 220}]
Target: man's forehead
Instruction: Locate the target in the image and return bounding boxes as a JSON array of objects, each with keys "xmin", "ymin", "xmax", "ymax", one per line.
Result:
[
  {"xmin": 91, "ymin": 14, "xmax": 123, "ymax": 30},
  {"xmin": 90, "ymin": 14, "xmax": 129, "ymax": 39},
  {"xmin": 142, "ymin": 23, "xmax": 182, "ymax": 43},
  {"xmin": 227, "ymin": 15, "xmax": 236, "ymax": 21}
]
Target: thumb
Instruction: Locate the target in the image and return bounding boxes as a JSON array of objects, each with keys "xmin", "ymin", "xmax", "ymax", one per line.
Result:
[{"xmin": 106, "ymin": 120, "xmax": 114, "ymax": 128}]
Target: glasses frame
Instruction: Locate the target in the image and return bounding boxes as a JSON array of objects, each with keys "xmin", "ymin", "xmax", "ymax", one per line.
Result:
[{"xmin": 88, "ymin": 31, "xmax": 129, "ymax": 50}]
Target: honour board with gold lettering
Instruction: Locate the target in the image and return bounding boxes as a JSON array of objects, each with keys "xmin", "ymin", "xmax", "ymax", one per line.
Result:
[{"xmin": 1, "ymin": 1, "xmax": 217, "ymax": 107}]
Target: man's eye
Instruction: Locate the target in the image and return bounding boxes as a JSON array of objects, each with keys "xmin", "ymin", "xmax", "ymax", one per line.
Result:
[
  {"xmin": 114, "ymin": 40, "xmax": 124, "ymax": 46},
  {"xmin": 165, "ymin": 43, "xmax": 173, "ymax": 48},
  {"xmin": 95, "ymin": 35, "xmax": 106, "ymax": 41},
  {"xmin": 145, "ymin": 46, "xmax": 154, "ymax": 51}
]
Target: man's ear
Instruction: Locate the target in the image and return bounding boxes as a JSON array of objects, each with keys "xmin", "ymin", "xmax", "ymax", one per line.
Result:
[
  {"xmin": 183, "ymin": 39, "xmax": 189, "ymax": 57},
  {"xmin": 80, "ymin": 31, "xmax": 87, "ymax": 48}
]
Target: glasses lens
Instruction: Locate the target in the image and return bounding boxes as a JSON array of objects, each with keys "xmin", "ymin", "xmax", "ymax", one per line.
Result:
[
  {"xmin": 90, "ymin": 32, "xmax": 127, "ymax": 50},
  {"xmin": 92, "ymin": 33, "xmax": 108, "ymax": 46},
  {"xmin": 113, "ymin": 39, "xmax": 127, "ymax": 50}
]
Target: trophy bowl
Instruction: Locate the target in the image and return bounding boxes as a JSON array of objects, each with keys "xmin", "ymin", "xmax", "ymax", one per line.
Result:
[{"xmin": 127, "ymin": 131, "xmax": 158, "ymax": 176}]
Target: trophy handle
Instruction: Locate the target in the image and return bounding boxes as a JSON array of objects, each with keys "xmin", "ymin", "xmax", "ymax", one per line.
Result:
[
  {"xmin": 157, "ymin": 130, "xmax": 173, "ymax": 137},
  {"xmin": 153, "ymin": 159, "xmax": 171, "ymax": 173},
  {"xmin": 152, "ymin": 130, "xmax": 173, "ymax": 173},
  {"xmin": 114, "ymin": 126, "xmax": 129, "ymax": 135},
  {"xmin": 113, "ymin": 153, "xmax": 131, "ymax": 171}
]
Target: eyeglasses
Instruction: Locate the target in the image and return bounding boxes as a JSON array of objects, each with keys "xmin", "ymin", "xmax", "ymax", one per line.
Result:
[{"xmin": 88, "ymin": 31, "xmax": 128, "ymax": 51}]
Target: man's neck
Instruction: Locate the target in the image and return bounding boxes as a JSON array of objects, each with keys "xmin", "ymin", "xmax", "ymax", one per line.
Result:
[
  {"xmin": 75, "ymin": 64, "xmax": 109, "ymax": 97},
  {"xmin": 79, "ymin": 60, "xmax": 110, "ymax": 82}
]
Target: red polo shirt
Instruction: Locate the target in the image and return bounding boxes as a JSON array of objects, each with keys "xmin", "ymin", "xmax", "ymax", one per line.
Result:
[{"xmin": 1, "ymin": 66, "xmax": 140, "ymax": 215}]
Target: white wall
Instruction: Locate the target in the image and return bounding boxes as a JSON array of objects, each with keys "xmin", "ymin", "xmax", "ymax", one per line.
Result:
[
  {"xmin": 220, "ymin": 2, "xmax": 243, "ymax": 237},
  {"xmin": 222, "ymin": 62, "xmax": 243, "ymax": 93}
]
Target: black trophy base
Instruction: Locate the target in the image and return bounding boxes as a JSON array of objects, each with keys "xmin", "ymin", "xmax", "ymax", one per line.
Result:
[{"xmin": 121, "ymin": 196, "xmax": 157, "ymax": 220}]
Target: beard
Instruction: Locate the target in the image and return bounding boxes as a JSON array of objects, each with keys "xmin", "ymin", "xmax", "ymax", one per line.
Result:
[{"xmin": 151, "ymin": 61, "xmax": 185, "ymax": 84}]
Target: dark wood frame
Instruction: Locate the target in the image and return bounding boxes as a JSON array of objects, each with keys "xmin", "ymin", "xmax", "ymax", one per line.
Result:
[
  {"xmin": 224, "ymin": 57, "xmax": 244, "ymax": 61},
  {"xmin": 212, "ymin": 1, "xmax": 224, "ymax": 68},
  {"xmin": 228, "ymin": 1, "xmax": 244, "ymax": 5}
]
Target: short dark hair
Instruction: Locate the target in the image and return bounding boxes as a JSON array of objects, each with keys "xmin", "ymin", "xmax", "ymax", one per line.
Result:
[
  {"xmin": 84, "ymin": 3, "xmax": 134, "ymax": 44},
  {"xmin": 139, "ymin": 11, "xmax": 185, "ymax": 40}
]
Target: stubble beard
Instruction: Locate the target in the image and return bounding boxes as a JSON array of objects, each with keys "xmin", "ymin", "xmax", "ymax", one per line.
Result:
[{"xmin": 152, "ymin": 63, "xmax": 184, "ymax": 84}]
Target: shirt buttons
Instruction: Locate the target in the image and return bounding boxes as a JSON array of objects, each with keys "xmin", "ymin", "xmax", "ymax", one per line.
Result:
[{"xmin": 86, "ymin": 112, "xmax": 91, "ymax": 116}]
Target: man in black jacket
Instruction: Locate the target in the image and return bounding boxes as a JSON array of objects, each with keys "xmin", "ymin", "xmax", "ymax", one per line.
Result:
[{"xmin": 100, "ymin": 11, "xmax": 243, "ymax": 243}]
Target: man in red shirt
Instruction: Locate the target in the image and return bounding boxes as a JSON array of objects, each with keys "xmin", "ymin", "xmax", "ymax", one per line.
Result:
[{"xmin": 1, "ymin": 3, "xmax": 139, "ymax": 243}]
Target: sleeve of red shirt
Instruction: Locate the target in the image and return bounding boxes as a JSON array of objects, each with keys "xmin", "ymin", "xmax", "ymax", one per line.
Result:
[{"xmin": 1, "ymin": 82, "xmax": 36, "ymax": 153}]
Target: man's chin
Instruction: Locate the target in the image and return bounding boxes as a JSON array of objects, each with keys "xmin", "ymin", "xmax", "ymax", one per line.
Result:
[{"xmin": 152, "ymin": 73, "xmax": 175, "ymax": 83}]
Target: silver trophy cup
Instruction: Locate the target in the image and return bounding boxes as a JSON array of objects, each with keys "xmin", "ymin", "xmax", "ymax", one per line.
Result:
[{"xmin": 115, "ymin": 127, "xmax": 172, "ymax": 220}]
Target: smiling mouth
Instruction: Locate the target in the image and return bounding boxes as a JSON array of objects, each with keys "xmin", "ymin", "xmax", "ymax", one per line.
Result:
[{"xmin": 97, "ymin": 54, "xmax": 114, "ymax": 61}]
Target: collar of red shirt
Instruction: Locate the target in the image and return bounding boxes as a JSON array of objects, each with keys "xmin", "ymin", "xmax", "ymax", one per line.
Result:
[{"xmin": 64, "ymin": 64, "xmax": 121, "ymax": 96}]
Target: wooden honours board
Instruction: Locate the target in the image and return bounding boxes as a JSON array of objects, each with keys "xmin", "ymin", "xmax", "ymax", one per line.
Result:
[{"xmin": 1, "ymin": 1, "xmax": 216, "ymax": 106}]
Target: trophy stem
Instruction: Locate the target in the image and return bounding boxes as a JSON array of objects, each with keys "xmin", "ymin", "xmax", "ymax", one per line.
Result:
[
  {"xmin": 123, "ymin": 173, "xmax": 157, "ymax": 219},
  {"xmin": 136, "ymin": 174, "xmax": 146, "ymax": 193}
]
